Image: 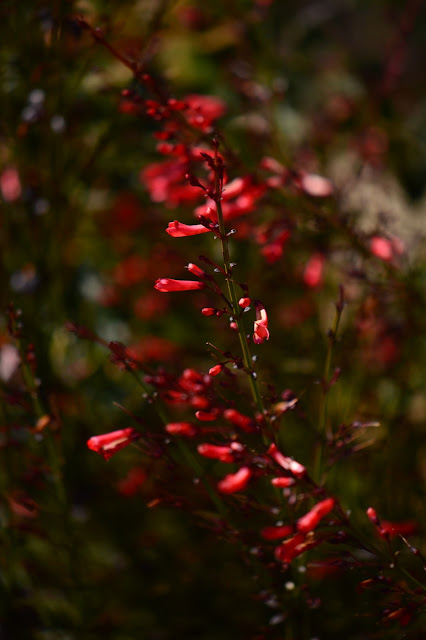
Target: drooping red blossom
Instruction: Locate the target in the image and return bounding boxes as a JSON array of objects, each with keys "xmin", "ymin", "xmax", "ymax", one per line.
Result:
[
  {"xmin": 87, "ymin": 428, "xmax": 139, "ymax": 461},
  {"xmin": 303, "ymin": 253, "xmax": 325, "ymax": 288},
  {"xmin": 165, "ymin": 422, "xmax": 198, "ymax": 437},
  {"xmin": 261, "ymin": 524, "xmax": 294, "ymax": 540},
  {"xmin": 117, "ymin": 467, "xmax": 147, "ymax": 496},
  {"xmin": 154, "ymin": 278, "xmax": 205, "ymax": 292},
  {"xmin": 166, "ymin": 220, "xmax": 212, "ymax": 237},
  {"xmin": 197, "ymin": 443, "xmax": 236, "ymax": 463},
  {"xmin": 267, "ymin": 443, "xmax": 306, "ymax": 478},
  {"xmin": 217, "ymin": 466, "xmax": 252, "ymax": 494},
  {"xmin": 297, "ymin": 498, "xmax": 335, "ymax": 534},
  {"xmin": 253, "ymin": 301, "xmax": 269, "ymax": 345},
  {"xmin": 223, "ymin": 408, "xmax": 256, "ymax": 433}
]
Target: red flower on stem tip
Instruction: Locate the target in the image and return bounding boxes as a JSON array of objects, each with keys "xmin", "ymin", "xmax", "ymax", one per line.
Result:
[
  {"xmin": 166, "ymin": 220, "xmax": 212, "ymax": 237},
  {"xmin": 271, "ymin": 477, "xmax": 295, "ymax": 488},
  {"xmin": 274, "ymin": 531, "xmax": 323, "ymax": 564},
  {"xmin": 253, "ymin": 301, "xmax": 269, "ymax": 344},
  {"xmin": 87, "ymin": 428, "xmax": 139, "ymax": 461},
  {"xmin": 194, "ymin": 176, "xmax": 266, "ymax": 221},
  {"xmin": 366, "ymin": 506, "xmax": 379, "ymax": 525},
  {"xmin": 223, "ymin": 408, "xmax": 256, "ymax": 433},
  {"xmin": 186, "ymin": 263, "xmax": 205, "ymax": 277},
  {"xmin": 165, "ymin": 422, "xmax": 198, "ymax": 437},
  {"xmin": 154, "ymin": 278, "xmax": 205, "ymax": 292},
  {"xmin": 195, "ymin": 409, "xmax": 220, "ymax": 421},
  {"xmin": 197, "ymin": 443, "xmax": 237, "ymax": 463},
  {"xmin": 208, "ymin": 364, "xmax": 224, "ymax": 377},
  {"xmin": 217, "ymin": 466, "xmax": 252, "ymax": 494},
  {"xmin": 202, "ymin": 307, "xmax": 216, "ymax": 316},
  {"xmin": 261, "ymin": 524, "xmax": 294, "ymax": 540},
  {"xmin": 380, "ymin": 520, "xmax": 417, "ymax": 538},
  {"xmin": 297, "ymin": 498, "xmax": 335, "ymax": 534},
  {"xmin": 267, "ymin": 443, "xmax": 306, "ymax": 478}
]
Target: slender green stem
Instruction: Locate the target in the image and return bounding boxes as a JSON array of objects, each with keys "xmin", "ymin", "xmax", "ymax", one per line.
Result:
[
  {"xmin": 9, "ymin": 313, "xmax": 66, "ymax": 506},
  {"xmin": 313, "ymin": 288, "xmax": 345, "ymax": 483},
  {"xmin": 213, "ymin": 154, "xmax": 265, "ymax": 420}
]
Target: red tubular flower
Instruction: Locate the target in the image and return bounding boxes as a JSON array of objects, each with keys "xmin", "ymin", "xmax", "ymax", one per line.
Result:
[
  {"xmin": 208, "ymin": 364, "xmax": 224, "ymax": 377},
  {"xmin": 165, "ymin": 422, "xmax": 198, "ymax": 437},
  {"xmin": 253, "ymin": 302, "xmax": 269, "ymax": 344},
  {"xmin": 87, "ymin": 428, "xmax": 139, "ymax": 461},
  {"xmin": 274, "ymin": 532, "xmax": 307, "ymax": 563},
  {"xmin": 261, "ymin": 525, "xmax": 294, "ymax": 540},
  {"xmin": 194, "ymin": 176, "xmax": 265, "ymax": 221},
  {"xmin": 366, "ymin": 506, "xmax": 379, "ymax": 524},
  {"xmin": 186, "ymin": 263, "xmax": 205, "ymax": 277},
  {"xmin": 190, "ymin": 395, "xmax": 210, "ymax": 410},
  {"xmin": 297, "ymin": 498, "xmax": 335, "ymax": 533},
  {"xmin": 267, "ymin": 443, "xmax": 306, "ymax": 478},
  {"xmin": 166, "ymin": 220, "xmax": 212, "ymax": 237},
  {"xmin": 380, "ymin": 520, "xmax": 417, "ymax": 538},
  {"xmin": 202, "ymin": 307, "xmax": 216, "ymax": 316},
  {"xmin": 197, "ymin": 443, "xmax": 235, "ymax": 463},
  {"xmin": 217, "ymin": 466, "xmax": 252, "ymax": 494},
  {"xmin": 223, "ymin": 408, "xmax": 256, "ymax": 433},
  {"xmin": 271, "ymin": 477, "xmax": 295, "ymax": 488},
  {"xmin": 195, "ymin": 409, "xmax": 220, "ymax": 421},
  {"xmin": 154, "ymin": 278, "xmax": 205, "ymax": 292}
]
